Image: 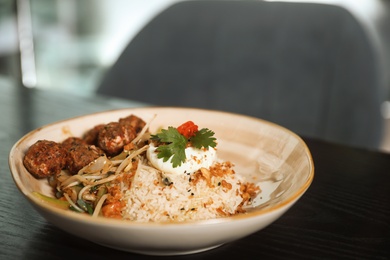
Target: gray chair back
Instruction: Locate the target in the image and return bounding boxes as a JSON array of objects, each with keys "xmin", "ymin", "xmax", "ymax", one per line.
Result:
[{"xmin": 97, "ymin": 0, "xmax": 385, "ymax": 150}]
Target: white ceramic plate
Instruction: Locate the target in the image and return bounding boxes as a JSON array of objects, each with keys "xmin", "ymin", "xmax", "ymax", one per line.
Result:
[{"xmin": 9, "ymin": 107, "xmax": 314, "ymax": 255}]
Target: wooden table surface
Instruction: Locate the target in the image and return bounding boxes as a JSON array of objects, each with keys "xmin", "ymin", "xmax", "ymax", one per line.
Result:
[{"xmin": 1, "ymin": 79, "xmax": 389, "ymax": 259}]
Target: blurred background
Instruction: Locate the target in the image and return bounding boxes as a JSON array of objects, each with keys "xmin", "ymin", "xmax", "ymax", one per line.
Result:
[
  {"xmin": 1, "ymin": 0, "xmax": 178, "ymax": 93},
  {"xmin": 1, "ymin": 0, "xmax": 390, "ymax": 150}
]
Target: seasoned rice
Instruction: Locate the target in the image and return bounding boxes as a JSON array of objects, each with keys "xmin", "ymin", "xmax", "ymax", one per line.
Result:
[{"xmin": 121, "ymin": 160, "xmax": 258, "ymax": 222}]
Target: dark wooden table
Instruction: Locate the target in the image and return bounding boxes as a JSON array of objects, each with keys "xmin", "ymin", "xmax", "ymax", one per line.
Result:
[{"xmin": 1, "ymin": 78, "xmax": 389, "ymax": 259}]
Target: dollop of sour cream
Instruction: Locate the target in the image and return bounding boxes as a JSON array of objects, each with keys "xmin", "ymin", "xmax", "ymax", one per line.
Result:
[{"xmin": 146, "ymin": 143, "xmax": 217, "ymax": 175}]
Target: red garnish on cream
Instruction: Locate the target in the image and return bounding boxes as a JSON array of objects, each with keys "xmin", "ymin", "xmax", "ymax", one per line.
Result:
[{"xmin": 177, "ymin": 121, "xmax": 198, "ymax": 139}]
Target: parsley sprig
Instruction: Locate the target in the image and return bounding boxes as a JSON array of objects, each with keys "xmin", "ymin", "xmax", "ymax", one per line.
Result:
[{"xmin": 150, "ymin": 123, "xmax": 217, "ymax": 168}]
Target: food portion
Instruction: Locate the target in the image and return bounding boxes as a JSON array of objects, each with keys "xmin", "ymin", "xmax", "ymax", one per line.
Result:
[
  {"xmin": 24, "ymin": 140, "xmax": 67, "ymax": 178},
  {"xmin": 23, "ymin": 114, "xmax": 260, "ymax": 222},
  {"xmin": 147, "ymin": 120, "xmax": 217, "ymax": 175}
]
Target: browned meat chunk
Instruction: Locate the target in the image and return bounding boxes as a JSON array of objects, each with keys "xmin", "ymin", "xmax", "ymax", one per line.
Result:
[
  {"xmin": 82, "ymin": 124, "xmax": 105, "ymax": 145},
  {"xmin": 119, "ymin": 114, "xmax": 146, "ymax": 133},
  {"xmin": 23, "ymin": 140, "xmax": 67, "ymax": 178},
  {"xmin": 24, "ymin": 114, "xmax": 145, "ymax": 178},
  {"xmin": 62, "ymin": 137, "xmax": 87, "ymax": 151},
  {"xmin": 65, "ymin": 142, "xmax": 104, "ymax": 175},
  {"xmin": 97, "ymin": 122, "xmax": 136, "ymax": 156}
]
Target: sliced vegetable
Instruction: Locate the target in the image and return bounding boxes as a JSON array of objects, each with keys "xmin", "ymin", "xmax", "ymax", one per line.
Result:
[
  {"xmin": 32, "ymin": 192, "xmax": 70, "ymax": 210},
  {"xmin": 77, "ymin": 199, "xmax": 94, "ymax": 215}
]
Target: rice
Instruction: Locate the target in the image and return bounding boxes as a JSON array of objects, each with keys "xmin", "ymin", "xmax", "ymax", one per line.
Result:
[{"xmin": 121, "ymin": 159, "xmax": 258, "ymax": 222}]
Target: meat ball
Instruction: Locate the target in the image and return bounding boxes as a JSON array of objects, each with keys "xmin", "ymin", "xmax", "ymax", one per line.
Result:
[
  {"xmin": 82, "ymin": 124, "xmax": 105, "ymax": 145},
  {"xmin": 62, "ymin": 137, "xmax": 87, "ymax": 151},
  {"xmin": 119, "ymin": 114, "xmax": 146, "ymax": 133},
  {"xmin": 23, "ymin": 140, "xmax": 67, "ymax": 178},
  {"xmin": 97, "ymin": 122, "xmax": 136, "ymax": 156},
  {"xmin": 65, "ymin": 142, "xmax": 104, "ymax": 175}
]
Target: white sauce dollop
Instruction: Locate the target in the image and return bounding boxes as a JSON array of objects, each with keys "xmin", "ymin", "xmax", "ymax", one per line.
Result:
[{"xmin": 146, "ymin": 143, "xmax": 217, "ymax": 175}]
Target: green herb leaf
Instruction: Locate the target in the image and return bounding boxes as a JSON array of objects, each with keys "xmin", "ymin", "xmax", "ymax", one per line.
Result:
[
  {"xmin": 150, "ymin": 125, "xmax": 217, "ymax": 168},
  {"xmin": 190, "ymin": 128, "xmax": 217, "ymax": 149},
  {"xmin": 151, "ymin": 127, "xmax": 187, "ymax": 167}
]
